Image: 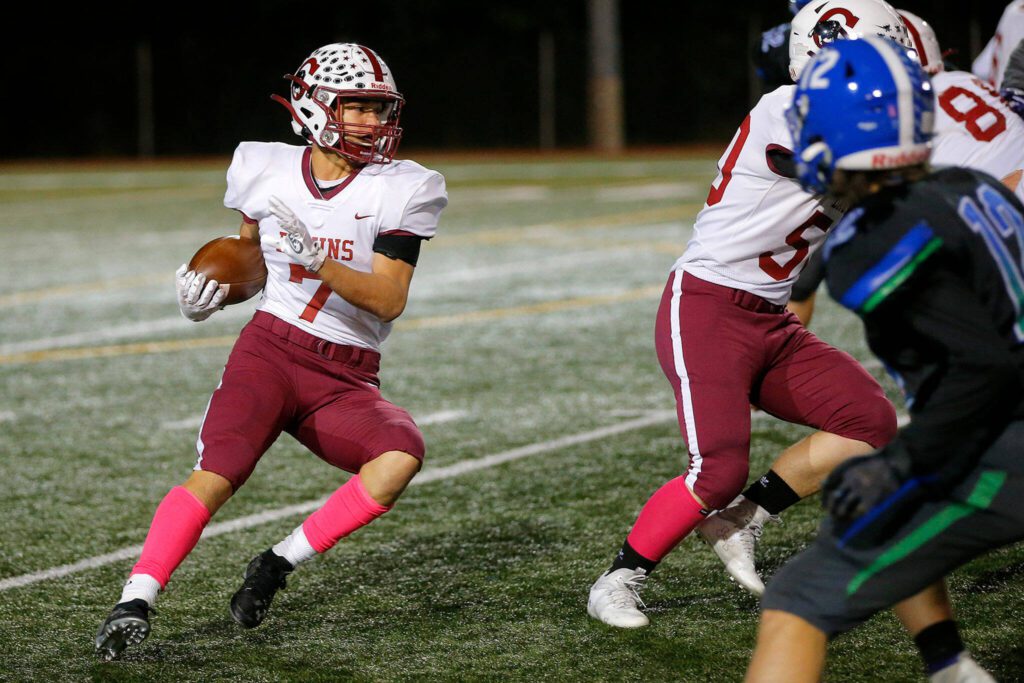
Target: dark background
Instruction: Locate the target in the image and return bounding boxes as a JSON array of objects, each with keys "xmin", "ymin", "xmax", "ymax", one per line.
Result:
[{"xmin": 2, "ymin": 1, "xmax": 1008, "ymax": 158}]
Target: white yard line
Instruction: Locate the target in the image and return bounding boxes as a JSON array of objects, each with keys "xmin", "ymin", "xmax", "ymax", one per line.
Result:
[
  {"xmin": 0, "ymin": 308, "xmax": 255, "ymax": 356},
  {"xmin": 596, "ymin": 182, "xmax": 703, "ymax": 202},
  {"xmin": 417, "ymin": 409, "xmax": 469, "ymax": 426},
  {"xmin": 161, "ymin": 408, "xmax": 469, "ymax": 432},
  {"xmin": 0, "ymin": 412, "xmax": 674, "ymax": 592},
  {"xmin": 414, "ymin": 249, "xmax": 634, "ymax": 289},
  {"xmin": 159, "ymin": 416, "xmax": 205, "ymax": 431},
  {"xmin": 448, "ymin": 186, "xmax": 552, "ymax": 204}
]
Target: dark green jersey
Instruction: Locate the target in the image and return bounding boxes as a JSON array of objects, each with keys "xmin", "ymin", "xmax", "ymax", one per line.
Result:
[{"xmin": 825, "ymin": 167, "xmax": 1024, "ymax": 489}]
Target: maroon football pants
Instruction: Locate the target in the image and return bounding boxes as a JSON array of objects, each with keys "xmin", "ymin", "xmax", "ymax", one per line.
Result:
[
  {"xmin": 195, "ymin": 312, "xmax": 424, "ymax": 490},
  {"xmin": 654, "ymin": 271, "xmax": 896, "ymax": 510}
]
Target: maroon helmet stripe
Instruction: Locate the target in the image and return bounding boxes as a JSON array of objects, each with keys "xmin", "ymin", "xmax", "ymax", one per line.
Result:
[
  {"xmin": 899, "ymin": 12, "xmax": 929, "ymax": 69},
  {"xmin": 358, "ymin": 45, "xmax": 385, "ymax": 82}
]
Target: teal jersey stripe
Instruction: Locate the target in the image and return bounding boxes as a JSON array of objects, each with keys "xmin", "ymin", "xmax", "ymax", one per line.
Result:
[
  {"xmin": 846, "ymin": 471, "xmax": 1007, "ymax": 597},
  {"xmin": 839, "ymin": 222, "xmax": 942, "ymax": 313},
  {"xmin": 861, "ymin": 237, "xmax": 944, "ymax": 313}
]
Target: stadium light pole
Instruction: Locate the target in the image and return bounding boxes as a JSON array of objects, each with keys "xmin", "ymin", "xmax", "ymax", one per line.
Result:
[{"xmin": 586, "ymin": 0, "xmax": 624, "ymax": 152}]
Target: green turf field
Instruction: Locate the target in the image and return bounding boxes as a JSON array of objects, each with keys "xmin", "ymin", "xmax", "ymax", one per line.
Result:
[{"xmin": 1, "ymin": 154, "xmax": 1022, "ymax": 682}]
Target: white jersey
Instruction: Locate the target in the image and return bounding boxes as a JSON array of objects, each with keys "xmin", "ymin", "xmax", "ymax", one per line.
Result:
[
  {"xmin": 677, "ymin": 86, "xmax": 845, "ymax": 305},
  {"xmin": 224, "ymin": 142, "xmax": 447, "ymax": 351},
  {"xmin": 972, "ymin": 1, "xmax": 1024, "ymax": 88},
  {"xmin": 932, "ymin": 70, "xmax": 1024, "ymax": 203}
]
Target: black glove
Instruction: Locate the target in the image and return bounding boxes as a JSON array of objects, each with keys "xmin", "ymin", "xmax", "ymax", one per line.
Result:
[
  {"xmin": 1001, "ymin": 87, "xmax": 1024, "ymax": 120},
  {"xmin": 823, "ymin": 454, "xmax": 907, "ymax": 522},
  {"xmin": 822, "ymin": 446, "xmax": 927, "ymax": 549}
]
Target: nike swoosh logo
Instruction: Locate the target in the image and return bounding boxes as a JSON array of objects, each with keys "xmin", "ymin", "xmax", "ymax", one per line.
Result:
[{"xmin": 355, "ymin": 213, "xmax": 374, "ymax": 220}]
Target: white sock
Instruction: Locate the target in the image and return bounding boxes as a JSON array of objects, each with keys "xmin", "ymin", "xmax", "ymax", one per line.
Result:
[
  {"xmin": 272, "ymin": 524, "xmax": 317, "ymax": 567},
  {"xmin": 119, "ymin": 573, "xmax": 161, "ymax": 606}
]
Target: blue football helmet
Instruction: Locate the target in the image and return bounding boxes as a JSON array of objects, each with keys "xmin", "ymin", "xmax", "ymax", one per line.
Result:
[
  {"xmin": 789, "ymin": 0, "xmax": 813, "ymax": 15},
  {"xmin": 786, "ymin": 35, "xmax": 934, "ymax": 195}
]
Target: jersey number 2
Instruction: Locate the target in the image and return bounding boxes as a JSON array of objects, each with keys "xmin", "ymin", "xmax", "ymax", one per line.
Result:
[{"xmin": 959, "ymin": 184, "xmax": 1024, "ymax": 340}]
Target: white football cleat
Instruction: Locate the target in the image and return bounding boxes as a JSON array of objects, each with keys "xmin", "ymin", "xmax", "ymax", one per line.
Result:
[
  {"xmin": 928, "ymin": 653, "xmax": 997, "ymax": 683},
  {"xmin": 697, "ymin": 497, "xmax": 775, "ymax": 596},
  {"xmin": 587, "ymin": 567, "xmax": 650, "ymax": 628}
]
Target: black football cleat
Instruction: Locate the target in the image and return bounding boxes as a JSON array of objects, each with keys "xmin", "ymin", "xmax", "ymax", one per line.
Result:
[
  {"xmin": 94, "ymin": 599, "xmax": 155, "ymax": 661},
  {"xmin": 229, "ymin": 549, "xmax": 293, "ymax": 628}
]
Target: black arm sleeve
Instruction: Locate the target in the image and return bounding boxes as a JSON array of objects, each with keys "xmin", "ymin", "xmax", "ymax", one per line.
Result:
[
  {"xmin": 373, "ymin": 233, "xmax": 424, "ymax": 267},
  {"xmin": 790, "ymin": 248, "xmax": 825, "ymax": 302}
]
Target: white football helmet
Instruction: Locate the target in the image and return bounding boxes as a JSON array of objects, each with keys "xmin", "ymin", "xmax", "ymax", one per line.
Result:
[
  {"xmin": 898, "ymin": 10, "xmax": 944, "ymax": 74},
  {"xmin": 272, "ymin": 43, "xmax": 404, "ymax": 164},
  {"xmin": 789, "ymin": 0, "xmax": 911, "ymax": 81}
]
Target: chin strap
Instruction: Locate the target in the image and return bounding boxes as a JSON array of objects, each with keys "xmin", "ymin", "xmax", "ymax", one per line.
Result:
[
  {"xmin": 797, "ymin": 141, "xmax": 833, "ymax": 194},
  {"xmin": 271, "ymin": 79, "xmax": 401, "ymax": 164}
]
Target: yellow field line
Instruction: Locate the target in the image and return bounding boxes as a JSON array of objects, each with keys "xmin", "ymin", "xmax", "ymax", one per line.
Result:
[
  {"xmin": 399, "ymin": 285, "xmax": 662, "ymax": 330},
  {"xmin": 1, "ymin": 203, "xmax": 695, "ymax": 309},
  {"xmin": 442, "ymin": 203, "xmax": 697, "ymax": 246},
  {"xmin": 0, "ymin": 336, "xmax": 241, "ymax": 365},
  {"xmin": 0, "ymin": 285, "xmax": 662, "ymax": 366},
  {"xmin": 0, "ymin": 274, "xmax": 166, "ymax": 307}
]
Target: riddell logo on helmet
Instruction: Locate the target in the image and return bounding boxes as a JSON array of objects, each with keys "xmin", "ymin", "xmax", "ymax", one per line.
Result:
[{"xmin": 871, "ymin": 150, "xmax": 929, "ymax": 168}]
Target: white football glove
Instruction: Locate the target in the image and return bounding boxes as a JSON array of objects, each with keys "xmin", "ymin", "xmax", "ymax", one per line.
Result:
[
  {"xmin": 175, "ymin": 264, "xmax": 227, "ymax": 322},
  {"xmin": 266, "ymin": 195, "xmax": 327, "ymax": 272}
]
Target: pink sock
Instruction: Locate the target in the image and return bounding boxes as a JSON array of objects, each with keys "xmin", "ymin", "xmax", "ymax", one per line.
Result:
[
  {"xmin": 131, "ymin": 486, "xmax": 212, "ymax": 588},
  {"xmin": 626, "ymin": 476, "xmax": 707, "ymax": 562},
  {"xmin": 302, "ymin": 475, "xmax": 391, "ymax": 553}
]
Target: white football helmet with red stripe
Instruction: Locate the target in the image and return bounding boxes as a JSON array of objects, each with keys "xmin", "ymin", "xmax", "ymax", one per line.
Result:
[
  {"xmin": 789, "ymin": 0, "xmax": 911, "ymax": 81},
  {"xmin": 272, "ymin": 43, "xmax": 404, "ymax": 164},
  {"xmin": 898, "ymin": 10, "xmax": 944, "ymax": 74}
]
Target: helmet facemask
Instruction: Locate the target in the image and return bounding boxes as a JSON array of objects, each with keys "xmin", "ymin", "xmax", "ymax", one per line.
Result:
[{"xmin": 272, "ymin": 43, "xmax": 405, "ymax": 165}]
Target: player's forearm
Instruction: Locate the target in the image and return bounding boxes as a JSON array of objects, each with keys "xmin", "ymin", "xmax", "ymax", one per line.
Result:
[{"xmin": 316, "ymin": 260, "xmax": 407, "ymax": 322}]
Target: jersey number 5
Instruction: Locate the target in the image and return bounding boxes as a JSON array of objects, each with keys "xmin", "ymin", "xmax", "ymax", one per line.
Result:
[{"xmin": 758, "ymin": 211, "xmax": 834, "ymax": 281}]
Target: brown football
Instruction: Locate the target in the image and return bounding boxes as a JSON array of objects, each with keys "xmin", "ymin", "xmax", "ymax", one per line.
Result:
[{"xmin": 188, "ymin": 236, "xmax": 267, "ymax": 305}]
